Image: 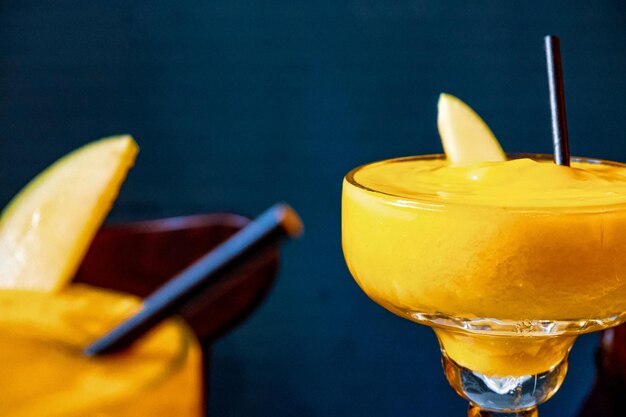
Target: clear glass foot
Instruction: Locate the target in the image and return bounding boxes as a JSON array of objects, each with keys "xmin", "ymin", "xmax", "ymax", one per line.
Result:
[
  {"xmin": 442, "ymin": 352, "xmax": 567, "ymax": 416},
  {"xmin": 468, "ymin": 403, "xmax": 538, "ymax": 417}
]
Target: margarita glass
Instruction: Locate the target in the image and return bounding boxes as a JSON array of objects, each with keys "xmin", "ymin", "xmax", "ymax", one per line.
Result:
[{"xmin": 342, "ymin": 153, "xmax": 626, "ymax": 416}]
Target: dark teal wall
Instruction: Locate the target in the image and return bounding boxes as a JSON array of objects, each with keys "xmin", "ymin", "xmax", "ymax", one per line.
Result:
[{"xmin": 2, "ymin": 2, "xmax": 625, "ymax": 416}]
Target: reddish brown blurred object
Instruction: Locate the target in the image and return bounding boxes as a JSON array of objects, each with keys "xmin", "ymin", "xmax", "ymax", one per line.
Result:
[
  {"xmin": 578, "ymin": 325, "xmax": 626, "ymax": 417},
  {"xmin": 73, "ymin": 213, "xmax": 280, "ymax": 414}
]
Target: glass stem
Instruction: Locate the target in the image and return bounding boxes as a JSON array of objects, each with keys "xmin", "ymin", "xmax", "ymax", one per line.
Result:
[{"xmin": 468, "ymin": 404, "xmax": 538, "ymax": 417}]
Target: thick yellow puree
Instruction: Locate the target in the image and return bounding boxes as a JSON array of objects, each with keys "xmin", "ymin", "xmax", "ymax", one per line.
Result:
[
  {"xmin": 342, "ymin": 155, "xmax": 626, "ymax": 376},
  {"xmin": 0, "ymin": 285, "xmax": 201, "ymax": 417}
]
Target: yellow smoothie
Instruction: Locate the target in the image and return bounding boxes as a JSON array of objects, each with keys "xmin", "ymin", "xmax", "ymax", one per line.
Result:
[
  {"xmin": 342, "ymin": 154, "xmax": 626, "ymax": 376},
  {"xmin": 0, "ymin": 285, "xmax": 202, "ymax": 417}
]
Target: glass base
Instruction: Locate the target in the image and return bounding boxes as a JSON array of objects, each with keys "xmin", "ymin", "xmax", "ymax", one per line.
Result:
[
  {"xmin": 468, "ymin": 403, "xmax": 538, "ymax": 417},
  {"xmin": 442, "ymin": 352, "xmax": 567, "ymax": 414}
]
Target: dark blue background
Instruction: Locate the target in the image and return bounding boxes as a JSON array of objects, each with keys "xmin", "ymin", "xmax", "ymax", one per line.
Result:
[{"xmin": 2, "ymin": 2, "xmax": 626, "ymax": 416}]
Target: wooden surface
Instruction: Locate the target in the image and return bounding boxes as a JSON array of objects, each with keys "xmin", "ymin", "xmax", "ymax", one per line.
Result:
[
  {"xmin": 74, "ymin": 213, "xmax": 280, "ymax": 414},
  {"xmin": 74, "ymin": 213, "xmax": 279, "ymax": 342},
  {"xmin": 578, "ymin": 325, "xmax": 626, "ymax": 417}
]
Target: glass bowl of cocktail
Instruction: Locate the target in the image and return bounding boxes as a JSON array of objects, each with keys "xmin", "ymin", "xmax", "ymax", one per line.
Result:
[
  {"xmin": 342, "ymin": 94, "xmax": 626, "ymax": 416},
  {"xmin": 0, "ymin": 287, "xmax": 202, "ymax": 416}
]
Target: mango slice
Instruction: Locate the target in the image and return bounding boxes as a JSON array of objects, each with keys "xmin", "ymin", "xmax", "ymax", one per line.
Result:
[
  {"xmin": 0, "ymin": 135, "xmax": 138, "ymax": 292},
  {"xmin": 437, "ymin": 93, "xmax": 506, "ymax": 165}
]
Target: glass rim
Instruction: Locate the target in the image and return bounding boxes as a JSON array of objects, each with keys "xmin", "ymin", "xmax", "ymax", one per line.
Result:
[{"xmin": 344, "ymin": 153, "xmax": 626, "ymax": 213}]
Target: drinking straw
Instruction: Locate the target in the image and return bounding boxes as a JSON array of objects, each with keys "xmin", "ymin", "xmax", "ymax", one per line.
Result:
[
  {"xmin": 84, "ymin": 203, "xmax": 303, "ymax": 356},
  {"xmin": 544, "ymin": 35, "xmax": 571, "ymax": 166}
]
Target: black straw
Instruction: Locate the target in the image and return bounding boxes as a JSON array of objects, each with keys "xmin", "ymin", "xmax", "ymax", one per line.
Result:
[
  {"xmin": 84, "ymin": 203, "xmax": 303, "ymax": 356},
  {"xmin": 544, "ymin": 35, "xmax": 571, "ymax": 166}
]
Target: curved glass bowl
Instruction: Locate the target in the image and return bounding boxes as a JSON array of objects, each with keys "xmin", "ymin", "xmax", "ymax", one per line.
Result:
[
  {"xmin": 342, "ymin": 154, "xmax": 626, "ymax": 416},
  {"xmin": 0, "ymin": 285, "xmax": 202, "ymax": 417}
]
